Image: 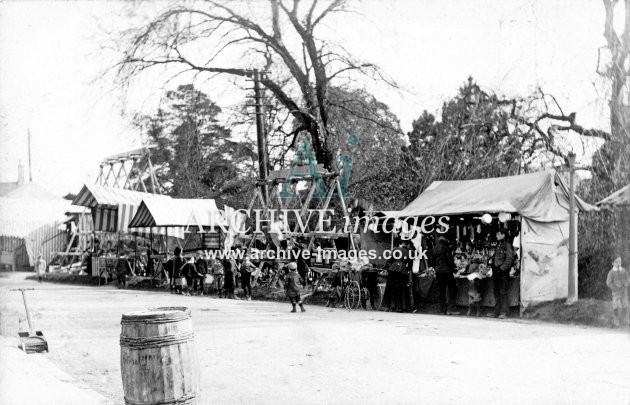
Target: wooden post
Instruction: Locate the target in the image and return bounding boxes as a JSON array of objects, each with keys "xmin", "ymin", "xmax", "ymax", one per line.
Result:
[
  {"xmin": 253, "ymin": 69, "xmax": 269, "ymax": 205},
  {"xmin": 567, "ymin": 153, "xmax": 578, "ymax": 304}
]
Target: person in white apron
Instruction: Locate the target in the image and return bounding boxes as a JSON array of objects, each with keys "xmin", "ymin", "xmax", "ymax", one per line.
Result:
[{"xmin": 35, "ymin": 254, "xmax": 46, "ymax": 282}]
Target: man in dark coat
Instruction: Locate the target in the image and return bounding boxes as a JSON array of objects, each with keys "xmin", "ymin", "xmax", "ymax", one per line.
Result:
[
  {"xmin": 194, "ymin": 251, "xmax": 208, "ymax": 295},
  {"xmin": 490, "ymin": 229, "xmax": 515, "ymax": 318},
  {"xmin": 173, "ymin": 247, "xmax": 186, "ymax": 295},
  {"xmin": 116, "ymin": 256, "xmax": 129, "ymax": 289},
  {"xmin": 430, "ymin": 235, "xmax": 459, "ymax": 315}
]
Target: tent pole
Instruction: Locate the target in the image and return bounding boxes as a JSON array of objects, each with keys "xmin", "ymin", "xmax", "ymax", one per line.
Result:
[
  {"xmin": 133, "ymin": 234, "xmax": 137, "ymax": 276},
  {"xmin": 150, "ymin": 228, "xmax": 154, "ymax": 277}
]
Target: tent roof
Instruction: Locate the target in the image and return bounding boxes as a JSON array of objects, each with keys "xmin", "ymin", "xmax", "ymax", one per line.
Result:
[
  {"xmin": 0, "ymin": 181, "xmax": 61, "ymax": 200},
  {"xmin": 72, "ymin": 184, "xmax": 170, "ymax": 208},
  {"xmin": 0, "ymin": 197, "xmax": 71, "ymax": 238},
  {"xmin": 597, "ymin": 184, "xmax": 630, "ymax": 207},
  {"xmin": 397, "ymin": 170, "xmax": 597, "ymax": 222},
  {"xmin": 128, "ymin": 198, "xmax": 224, "ymax": 228}
]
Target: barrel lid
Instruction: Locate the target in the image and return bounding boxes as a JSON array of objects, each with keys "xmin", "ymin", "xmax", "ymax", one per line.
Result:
[{"xmin": 121, "ymin": 307, "xmax": 191, "ymax": 322}]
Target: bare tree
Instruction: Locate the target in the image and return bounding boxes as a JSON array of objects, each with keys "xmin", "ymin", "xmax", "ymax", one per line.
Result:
[
  {"xmin": 600, "ymin": 0, "xmax": 630, "ymax": 182},
  {"xmin": 115, "ymin": 0, "xmax": 395, "ymax": 171}
]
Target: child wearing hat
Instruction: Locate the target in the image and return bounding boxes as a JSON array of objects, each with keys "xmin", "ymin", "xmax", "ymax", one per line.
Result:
[{"xmin": 285, "ymin": 262, "xmax": 305, "ymax": 312}]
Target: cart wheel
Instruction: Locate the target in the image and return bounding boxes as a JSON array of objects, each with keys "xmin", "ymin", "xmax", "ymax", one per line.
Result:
[{"xmin": 344, "ymin": 281, "xmax": 361, "ymax": 310}]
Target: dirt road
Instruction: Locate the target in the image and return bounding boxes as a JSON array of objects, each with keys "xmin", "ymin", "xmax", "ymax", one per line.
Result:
[{"xmin": 1, "ymin": 272, "xmax": 629, "ymax": 404}]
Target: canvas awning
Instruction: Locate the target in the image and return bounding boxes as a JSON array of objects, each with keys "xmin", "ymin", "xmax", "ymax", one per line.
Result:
[
  {"xmin": 71, "ymin": 184, "xmax": 173, "ymax": 235},
  {"xmin": 128, "ymin": 198, "xmax": 225, "ymax": 229},
  {"xmin": 72, "ymin": 184, "xmax": 169, "ymax": 209},
  {"xmin": 596, "ymin": 184, "xmax": 630, "ymax": 208},
  {"xmin": 397, "ymin": 170, "xmax": 597, "ymax": 222}
]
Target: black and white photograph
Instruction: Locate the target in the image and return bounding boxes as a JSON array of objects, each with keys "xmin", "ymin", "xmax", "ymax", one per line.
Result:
[{"xmin": 0, "ymin": 0, "xmax": 629, "ymax": 404}]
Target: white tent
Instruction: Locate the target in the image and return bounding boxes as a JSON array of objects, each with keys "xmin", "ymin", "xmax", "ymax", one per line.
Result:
[{"xmin": 397, "ymin": 170, "xmax": 598, "ymax": 307}]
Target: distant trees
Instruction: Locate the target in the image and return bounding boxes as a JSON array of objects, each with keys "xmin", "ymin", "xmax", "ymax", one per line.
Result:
[
  {"xmin": 323, "ymin": 87, "xmax": 418, "ymax": 209},
  {"xmin": 134, "ymin": 84, "xmax": 256, "ymax": 205},
  {"xmin": 407, "ymin": 77, "xmax": 610, "ymax": 194}
]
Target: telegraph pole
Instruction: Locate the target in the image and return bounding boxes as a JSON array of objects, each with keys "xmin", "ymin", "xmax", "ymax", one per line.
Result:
[
  {"xmin": 251, "ymin": 69, "xmax": 269, "ymax": 205},
  {"xmin": 567, "ymin": 152, "xmax": 578, "ymax": 304}
]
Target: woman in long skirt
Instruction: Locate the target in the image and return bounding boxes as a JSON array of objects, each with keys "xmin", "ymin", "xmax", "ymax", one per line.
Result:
[{"xmin": 382, "ymin": 240, "xmax": 413, "ymax": 312}]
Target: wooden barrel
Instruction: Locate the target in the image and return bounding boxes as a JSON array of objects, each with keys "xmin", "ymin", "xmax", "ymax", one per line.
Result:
[{"xmin": 120, "ymin": 307, "xmax": 199, "ymax": 405}]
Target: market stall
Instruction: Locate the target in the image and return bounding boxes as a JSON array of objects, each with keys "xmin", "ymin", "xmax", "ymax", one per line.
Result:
[
  {"xmin": 127, "ymin": 198, "xmax": 246, "ymax": 279},
  {"xmin": 395, "ymin": 170, "xmax": 598, "ymax": 309},
  {"xmin": 71, "ymin": 184, "xmax": 176, "ymax": 279}
]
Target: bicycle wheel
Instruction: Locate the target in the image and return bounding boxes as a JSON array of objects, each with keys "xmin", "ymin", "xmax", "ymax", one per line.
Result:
[{"xmin": 344, "ymin": 280, "xmax": 361, "ymax": 310}]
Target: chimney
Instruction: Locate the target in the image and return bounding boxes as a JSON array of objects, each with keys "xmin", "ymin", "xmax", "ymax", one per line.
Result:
[
  {"xmin": 28, "ymin": 129, "xmax": 33, "ymax": 182},
  {"xmin": 17, "ymin": 161, "xmax": 25, "ymax": 185}
]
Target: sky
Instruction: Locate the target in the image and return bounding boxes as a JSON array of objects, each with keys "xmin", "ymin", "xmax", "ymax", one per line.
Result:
[{"xmin": 0, "ymin": 0, "xmax": 612, "ymax": 196}]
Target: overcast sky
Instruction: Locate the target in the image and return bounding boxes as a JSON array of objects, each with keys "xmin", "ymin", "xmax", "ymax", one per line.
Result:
[{"xmin": 0, "ymin": 0, "xmax": 610, "ymax": 195}]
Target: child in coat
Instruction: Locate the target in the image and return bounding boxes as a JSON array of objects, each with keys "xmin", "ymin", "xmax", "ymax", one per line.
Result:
[
  {"xmin": 285, "ymin": 262, "xmax": 305, "ymax": 312},
  {"xmin": 606, "ymin": 257, "xmax": 630, "ymax": 327}
]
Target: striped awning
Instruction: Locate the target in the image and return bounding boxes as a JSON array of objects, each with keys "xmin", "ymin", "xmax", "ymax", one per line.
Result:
[
  {"xmin": 72, "ymin": 184, "xmax": 173, "ymax": 235},
  {"xmin": 92, "ymin": 207, "xmax": 117, "ymax": 232},
  {"xmin": 72, "ymin": 184, "xmax": 170, "ymax": 209},
  {"xmin": 117, "ymin": 202, "xmax": 183, "ymax": 239},
  {"xmin": 128, "ymin": 198, "xmax": 224, "ymax": 229}
]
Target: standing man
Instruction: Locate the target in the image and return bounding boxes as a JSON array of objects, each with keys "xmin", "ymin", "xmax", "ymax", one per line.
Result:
[
  {"xmin": 195, "ymin": 251, "xmax": 208, "ymax": 296},
  {"xmin": 211, "ymin": 257, "xmax": 224, "ymax": 297},
  {"xmin": 430, "ymin": 235, "xmax": 459, "ymax": 315},
  {"xmin": 489, "ymin": 229, "xmax": 514, "ymax": 319},
  {"xmin": 116, "ymin": 255, "xmax": 129, "ymax": 289},
  {"xmin": 173, "ymin": 247, "xmax": 186, "ymax": 295},
  {"xmin": 241, "ymin": 260, "xmax": 254, "ymax": 300}
]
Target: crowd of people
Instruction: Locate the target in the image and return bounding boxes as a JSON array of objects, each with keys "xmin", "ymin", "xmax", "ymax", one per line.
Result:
[
  {"xmin": 74, "ymin": 229, "xmax": 630, "ymax": 325},
  {"xmin": 380, "ymin": 228, "xmax": 518, "ymax": 318}
]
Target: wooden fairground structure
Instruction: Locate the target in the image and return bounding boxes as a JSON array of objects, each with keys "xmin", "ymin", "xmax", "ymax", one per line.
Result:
[
  {"xmin": 241, "ymin": 134, "xmax": 369, "ymax": 302},
  {"xmin": 53, "ymin": 147, "xmax": 169, "ymax": 279}
]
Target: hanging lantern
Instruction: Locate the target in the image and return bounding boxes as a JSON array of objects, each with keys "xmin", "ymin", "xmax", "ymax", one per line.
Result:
[{"xmin": 481, "ymin": 213, "xmax": 492, "ymax": 224}]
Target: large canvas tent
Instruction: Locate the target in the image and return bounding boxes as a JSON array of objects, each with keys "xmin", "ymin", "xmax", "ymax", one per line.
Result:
[
  {"xmin": 0, "ymin": 180, "xmax": 72, "ymax": 268},
  {"xmin": 0, "ymin": 197, "xmax": 71, "ymax": 268},
  {"xmin": 397, "ymin": 170, "xmax": 598, "ymax": 307}
]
